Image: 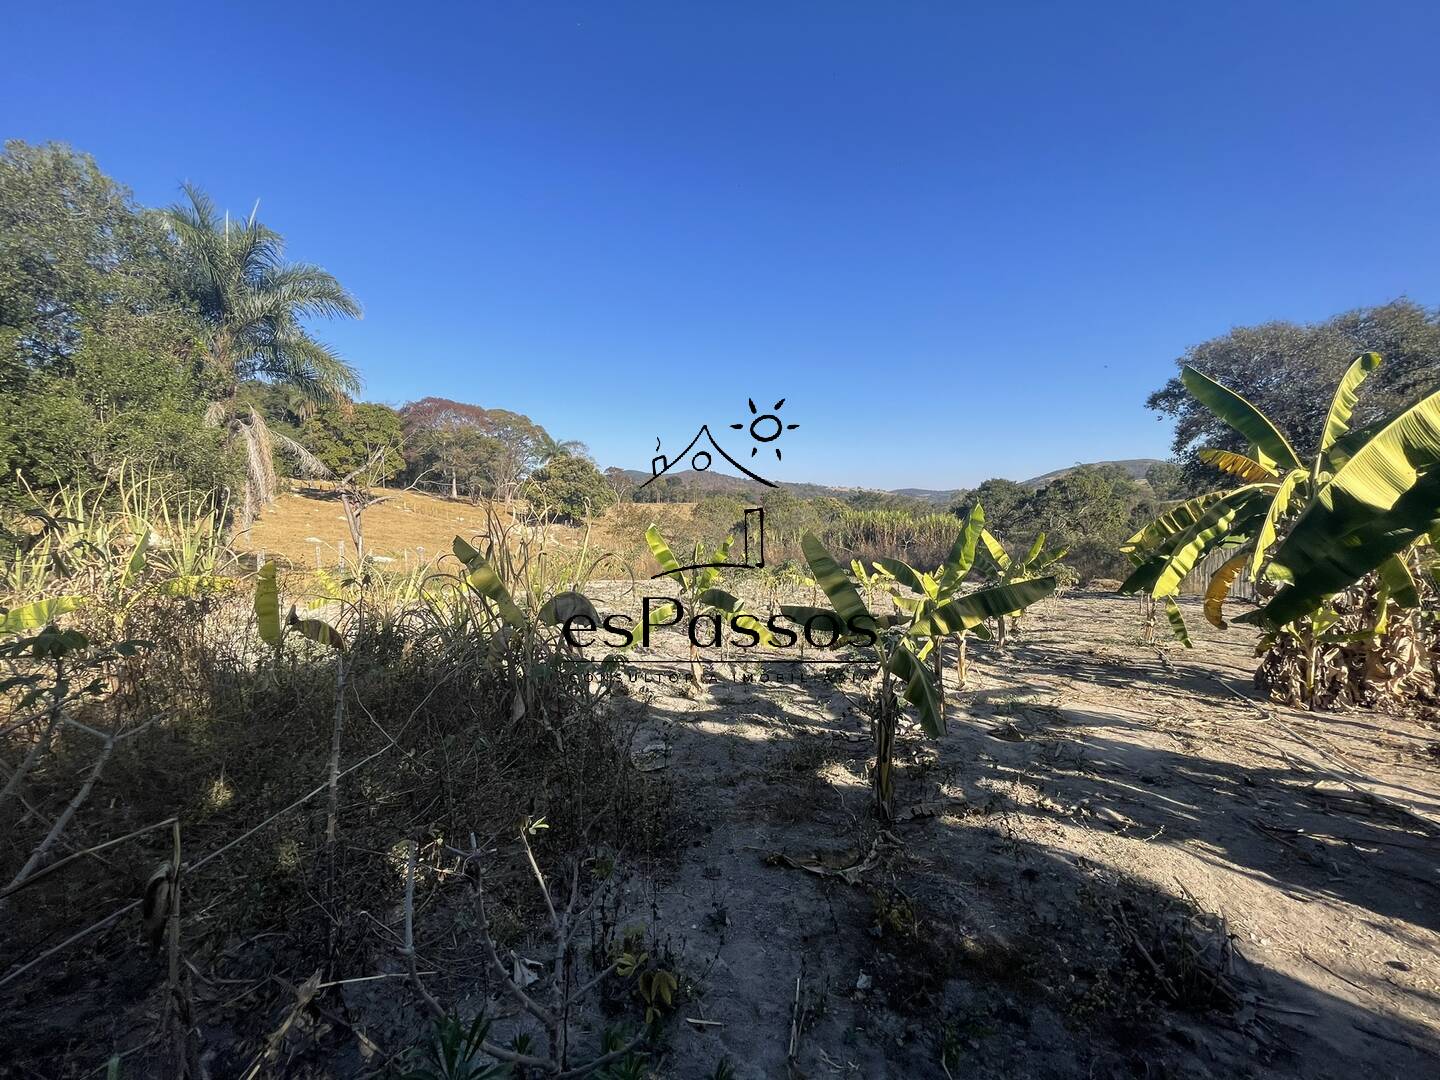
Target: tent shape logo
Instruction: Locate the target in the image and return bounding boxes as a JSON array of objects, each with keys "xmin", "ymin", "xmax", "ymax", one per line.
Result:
[{"xmin": 641, "ymin": 398, "xmax": 799, "ymax": 576}]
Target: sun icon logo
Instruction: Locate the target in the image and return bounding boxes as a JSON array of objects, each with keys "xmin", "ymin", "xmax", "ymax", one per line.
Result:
[{"xmin": 731, "ymin": 398, "xmax": 799, "ymax": 461}]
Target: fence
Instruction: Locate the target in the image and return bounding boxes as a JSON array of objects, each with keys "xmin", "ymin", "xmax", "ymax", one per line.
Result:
[{"xmin": 1177, "ymin": 546, "xmax": 1256, "ymax": 601}]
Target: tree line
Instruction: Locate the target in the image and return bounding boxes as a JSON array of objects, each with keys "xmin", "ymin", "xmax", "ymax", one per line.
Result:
[{"xmin": 0, "ymin": 141, "xmax": 612, "ymax": 527}]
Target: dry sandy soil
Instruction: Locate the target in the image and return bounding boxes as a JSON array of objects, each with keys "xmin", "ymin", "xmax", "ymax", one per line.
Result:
[
  {"xmin": 570, "ymin": 588, "xmax": 1440, "ymax": 1078},
  {"xmin": 6, "ymin": 591, "xmax": 1439, "ymax": 1078}
]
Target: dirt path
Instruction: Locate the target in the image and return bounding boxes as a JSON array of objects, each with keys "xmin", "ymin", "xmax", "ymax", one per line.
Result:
[{"xmin": 609, "ymin": 591, "xmax": 1440, "ymax": 1077}]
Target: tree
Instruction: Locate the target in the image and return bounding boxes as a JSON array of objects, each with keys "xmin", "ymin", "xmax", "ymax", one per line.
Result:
[
  {"xmin": 1147, "ymin": 300, "xmax": 1440, "ymax": 488},
  {"xmin": 525, "ymin": 452, "xmax": 614, "ymax": 522},
  {"xmin": 300, "ymin": 401, "xmax": 405, "ymax": 481},
  {"xmin": 953, "ymin": 478, "xmax": 1026, "ymax": 525},
  {"xmin": 0, "ymin": 141, "xmax": 233, "ymax": 506},
  {"xmin": 1144, "ymin": 460, "xmax": 1187, "ymax": 500},
  {"xmin": 400, "ymin": 397, "xmax": 564, "ymax": 501},
  {"xmin": 161, "ymin": 185, "xmax": 361, "ymax": 522}
]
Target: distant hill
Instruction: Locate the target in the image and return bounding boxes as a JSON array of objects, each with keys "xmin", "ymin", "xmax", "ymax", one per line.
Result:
[
  {"xmin": 613, "ymin": 457, "xmax": 1166, "ymax": 504},
  {"xmin": 1018, "ymin": 458, "xmax": 1164, "ymax": 489}
]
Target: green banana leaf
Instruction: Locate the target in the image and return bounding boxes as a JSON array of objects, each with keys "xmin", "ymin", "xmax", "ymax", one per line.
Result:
[
  {"xmin": 1318, "ymin": 352, "xmax": 1382, "ymax": 456},
  {"xmin": 645, "ymin": 525, "xmax": 684, "ymax": 579},
  {"xmin": 931, "ymin": 577, "xmax": 1057, "ymax": 632},
  {"xmin": 1021, "ymin": 533, "xmax": 1046, "ymax": 569},
  {"xmin": 1322, "ymin": 418, "xmax": 1386, "ymax": 474},
  {"xmin": 1376, "ymin": 554, "xmax": 1419, "ymax": 609},
  {"xmin": 452, "ymin": 536, "xmax": 524, "ymax": 625},
  {"xmin": 1263, "ymin": 390, "xmax": 1440, "ymax": 625},
  {"xmin": 1, "ymin": 596, "xmax": 83, "ymax": 634},
  {"xmin": 254, "ymin": 561, "xmax": 281, "ymax": 646},
  {"xmin": 1164, "ymin": 596, "xmax": 1193, "ymax": 648},
  {"xmin": 778, "ymin": 603, "xmax": 856, "ymax": 641},
  {"xmin": 1121, "ymin": 491, "xmax": 1227, "ymax": 557},
  {"xmin": 889, "ymin": 643, "xmax": 944, "ymax": 736},
  {"xmin": 694, "ymin": 535, "xmax": 735, "ymax": 592},
  {"xmin": 1182, "ymin": 365, "xmax": 1301, "ymax": 471},
  {"xmin": 698, "ymin": 587, "xmax": 774, "ymax": 646},
  {"xmin": 941, "ymin": 503, "xmax": 985, "ymax": 585},
  {"xmin": 1250, "ymin": 469, "xmax": 1306, "ymax": 577},
  {"xmin": 979, "ymin": 530, "xmax": 1011, "ymax": 572},
  {"xmin": 1121, "ymin": 486, "xmax": 1271, "ymax": 597},
  {"xmin": 800, "ymin": 533, "xmax": 872, "ymax": 626},
  {"xmin": 873, "ymin": 557, "xmax": 926, "ymax": 595}
]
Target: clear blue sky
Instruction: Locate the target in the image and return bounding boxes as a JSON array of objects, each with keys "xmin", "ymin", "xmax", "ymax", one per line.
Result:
[{"xmin": 6, "ymin": 2, "xmax": 1439, "ymax": 488}]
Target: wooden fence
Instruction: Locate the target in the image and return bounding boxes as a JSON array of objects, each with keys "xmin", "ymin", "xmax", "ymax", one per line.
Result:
[{"xmin": 1176, "ymin": 546, "xmax": 1256, "ymax": 601}]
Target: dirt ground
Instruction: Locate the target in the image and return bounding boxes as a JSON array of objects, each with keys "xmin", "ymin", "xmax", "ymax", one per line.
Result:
[
  {"xmin": 579, "ymin": 588, "xmax": 1440, "ymax": 1078},
  {"xmin": 6, "ymin": 591, "xmax": 1439, "ymax": 1078}
]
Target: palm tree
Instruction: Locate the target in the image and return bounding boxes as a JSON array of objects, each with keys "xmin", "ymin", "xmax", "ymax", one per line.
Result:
[{"xmin": 161, "ymin": 184, "xmax": 361, "ymax": 523}]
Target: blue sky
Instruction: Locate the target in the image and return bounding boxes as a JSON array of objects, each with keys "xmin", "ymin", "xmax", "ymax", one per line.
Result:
[{"xmin": 6, "ymin": 2, "xmax": 1439, "ymax": 488}]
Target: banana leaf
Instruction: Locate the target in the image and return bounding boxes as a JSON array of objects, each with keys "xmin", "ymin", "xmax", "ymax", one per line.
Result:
[
  {"xmin": 800, "ymin": 533, "xmax": 872, "ymax": 626},
  {"xmin": 1250, "ymin": 469, "xmax": 1306, "ymax": 577},
  {"xmin": 940, "ymin": 503, "xmax": 985, "ymax": 585},
  {"xmin": 979, "ymin": 530, "xmax": 1011, "ymax": 572},
  {"xmin": 1318, "ymin": 352, "xmax": 1382, "ymax": 456},
  {"xmin": 1376, "ymin": 554, "xmax": 1419, "ymax": 609},
  {"xmin": 1198, "ymin": 449, "xmax": 1277, "ymax": 482},
  {"xmin": 254, "ymin": 561, "xmax": 281, "ymax": 646},
  {"xmin": 1164, "ymin": 596, "xmax": 1193, "ymax": 648},
  {"xmin": 1121, "ymin": 486, "xmax": 1271, "ymax": 597},
  {"xmin": 699, "ymin": 587, "xmax": 774, "ymax": 646},
  {"xmin": 287, "ymin": 607, "xmax": 345, "ymax": 653},
  {"xmin": 645, "ymin": 525, "xmax": 684, "ymax": 579},
  {"xmin": 931, "ymin": 577, "xmax": 1057, "ymax": 632},
  {"xmin": 694, "ymin": 535, "xmax": 736, "ymax": 592},
  {"xmin": 453, "ymin": 537, "xmax": 525, "ymax": 625},
  {"xmin": 1263, "ymin": 391, "xmax": 1440, "ymax": 625},
  {"xmin": 889, "ymin": 643, "xmax": 944, "ymax": 736},
  {"xmin": 1203, "ymin": 549, "xmax": 1251, "ymax": 629},
  {"xmin": 1120, "ymin": 491, "xmax": 1226, "ymax": 557},
  {"xmin": 1182, "ymin": 366, "xmax": 1301, "ymax": 471},
  {"xmin": 1, "ymin": 596, "xmax": 83, "ymax": 635},
  {"xmin": 873, "ymin": 557, "xmax": 926, "ymax": 595}
]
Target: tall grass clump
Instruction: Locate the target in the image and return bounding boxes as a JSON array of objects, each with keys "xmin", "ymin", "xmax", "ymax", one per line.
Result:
[{"xmin": 0, "ymin": 478, "xmax": 672, "ymax": 1077}]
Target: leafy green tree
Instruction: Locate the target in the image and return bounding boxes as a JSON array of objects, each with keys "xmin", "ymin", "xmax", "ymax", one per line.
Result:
[
  {"xmin": 400, "ymin": 397, "xmax": 568, "ymax": 501},
  {"xmin": 0, "ymin": 141, "xmax": 234, "ymax": 506},
  {"xmin": 1144, "ymin": 460, "xmax": 1187, "ymax": 500},
  {"xmin": 161, "ymin": 185, "xmax": 361, "ymax": 521},
  {"xmin": 300, "ymin": 401, "xmax": 405, "ymax": 480},
  {"xmin": 1147, "ymin": 300, "xmax": 1440, "ymax": 487},
  {"xmin": 526, "ymin": 452, "xmax": 615, "ymax": 521},
  {"xmin": 1, "ymin": 141, "xmax": 177, "ymax": 368}
]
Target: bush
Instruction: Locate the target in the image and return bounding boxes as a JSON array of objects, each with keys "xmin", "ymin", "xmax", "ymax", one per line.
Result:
[{"xmin": 526, "ymin": 452, "xmax": 615, "ymax": 521}]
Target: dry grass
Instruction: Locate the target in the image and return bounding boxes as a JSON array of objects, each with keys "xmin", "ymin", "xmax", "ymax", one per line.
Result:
[
  {"xmin": 232, "ymin": 484, "xmax": 702, "ymax": 579},
  {"xmin": 231, "ymin": 483, "xmax": 514, "ymax": 567}
]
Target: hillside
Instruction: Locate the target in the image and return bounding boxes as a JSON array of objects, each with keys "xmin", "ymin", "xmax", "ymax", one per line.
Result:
[
  {"xmin": 1019, "ymin": 457, "xmax": 1164, "ymax": 488},
  {"xmin": 614, "ymin": 457, "xmax": 1167, "ymax": 505}
]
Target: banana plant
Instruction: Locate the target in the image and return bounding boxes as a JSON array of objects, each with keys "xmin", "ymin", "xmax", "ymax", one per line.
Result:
[
  {"xmin": 872, "ymin": 503, "xmax": 1056, "ymax": 720},
  {"xmin": 1120, "ymin": 353, "xmax": 1440, "ymax": 705},
  {"xmin": 974, "ymin": 526, "xmax": 1067, "ymax": 647},
  {"xmin": 785, "ymin": 532, "xmax": 1056, "ymax": 823},
  {"xmin": 645, "ymin": 525, "xmax": 771, "ymax": 686}
]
